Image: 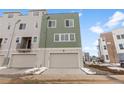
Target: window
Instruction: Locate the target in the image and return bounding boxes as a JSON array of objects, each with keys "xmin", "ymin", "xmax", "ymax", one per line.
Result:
[
  {"xmin": 8, "ymin": 25, "xmax": 10, "ymax": 30},
  {"xmin": 106, "ymin": 55, "xmax": 109, "ymax": 60},
  {"xmin": 0, "ymin": 38, "xmax": 3, "ymax": 48},
  {"xmin": 61, "ymin": 34, "xmax": 65, "ymax": 41},
  {"xmin": 16, "ymin": 37, "xmax": 32, "ymax": 50},
  {"xmin": 121, "ymin": 34, "xmax": 124, "ymax": 39},
  {"xmin": 19, "ymin": 23, "xmax": 26, "ymax": 30},
  {"xmin": 104, "ymin": 45, "xmax": 107, "ymax": 50},
  {"xmin": 33, "ymin": 11, "xmax": 39, "ymax": 16},
  {"xmin": 33, "ymin": 37, "xmax": 37, "ymax": 42},
  {"xmin": 54, "ymin": 33, "xmax": 76, "ymax": 42},
  {"xmin": 70, "ymin": 33, "xmax": 75, "ymax": 41},
  {"xmin": 65, "ymin": 34, "xmax": 69, "ymax": 41},
  {"xmin": 54, "ymin": 34, "xmax": 59, "ymax": 42},
  {"xmin": 16, "ymin": 37, "xmax": 20, "ymax": 43},
  {"xmin": 35, "ymin": 22, "xmax": 38, "ymax": 28},
  {"xmin": 8, "ymin": 14, "xmax": 13, "ymax": 18},
  {"xmin": 48, "ymin": 20, "xmax": 56, "ymax": 28},
  {"xmin": 4, "ymin": 38, "xmax": 8, "ymax": 43},
  {"xmin": 117, "ymin": 35, "xmax": 121, "ymax": 39},
  {"xmin": 119, "ymin": 44, "xmax": 124, "ymax": 49},
  {"xmin": 65, "ymin": 19, "xmax": 74, "ymax": 28}
]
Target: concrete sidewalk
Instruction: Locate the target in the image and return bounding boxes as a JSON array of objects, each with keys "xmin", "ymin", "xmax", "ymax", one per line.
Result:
[
  {"xmin": 19, "ymin": 75, "xmax": 124, "ymax": 84},
  {"xmin": 43, "ymin": 68, "xmax": 86, "ymax": 75}
]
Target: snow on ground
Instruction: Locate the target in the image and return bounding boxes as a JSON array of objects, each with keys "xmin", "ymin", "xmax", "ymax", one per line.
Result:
[
  {"xmin": 81, "ymin": 68, "xmax": 96, "ymax": 75},
  {"xmin": 24, "ymin": 68, "xmax": 39, "ymax": 74},
  {"xmin": 33, "ymin": 67, "xmax": 48, "ymax": 75},
  {"xmin": 24, "ymin": 67, "xmax": 48, "ymax": 75},
  {"xmin": 0, "ymin": 67, "xmax": 7, "ymax": 70},
  {"xmin": 108, "ymin": 67, "xmax": 124, "ymax": 71},
  {"xmin": 99, "ymin": 63, "xmax": 120, "ymax": 67}
]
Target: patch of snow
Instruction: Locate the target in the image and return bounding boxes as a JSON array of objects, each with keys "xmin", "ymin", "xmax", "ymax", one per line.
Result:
[
  {"xmin": 99, "ymin": 63, "xmax": 111, "ymax": 66},
  {"xmin": 99, "ymin": 63, "xmax": 120, "ymax": 67},
  {"xmin": 24, "ymin": 68, "xmax": 39, "ymax": 74},
  {"xmin": 0, "ymin": 67, "xmax": 7, "ymax": 70},
  {"xmin": 33, "ymin": 67, "xmax": 48, "ymax": 75},
  {"xmin": 110, "ymin": 63, "xmax": 120, "ymax": 67},
  {"xmin": 81, "ymin": 68, "xmax": 96, "ymax": 75},
  {"xmin": 108, "ymin": 67, "xmax": 124, "ymax": 71}
]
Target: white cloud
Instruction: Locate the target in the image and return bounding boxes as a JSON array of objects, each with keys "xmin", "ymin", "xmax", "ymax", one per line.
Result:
[
  {"xmin": 93, "ymin": 40, "xmax": 98, "ymax": 46},
  {"xmin": 84, "ymin": 46, "xmax": 97, "ymax": 51},
  {"xmin": 105, "ymin": 11, "xmax": 124, "ymax": 28},
  {"xmin": 90, "ymin": 25, "xmax": 104, "ymax": 34}
]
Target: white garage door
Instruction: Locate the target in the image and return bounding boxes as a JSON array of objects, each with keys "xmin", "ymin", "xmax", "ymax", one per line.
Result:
[
  {"xmin": 50, "ymin": 53, "xmax": 79, "ymax": 68},
  {"xmin": 11, "ymin": 54, "xmax": 37, "ymax": 68},
  {"xmin": 0, "ymin": 55, "xmax": 4, "ymax": 66}
]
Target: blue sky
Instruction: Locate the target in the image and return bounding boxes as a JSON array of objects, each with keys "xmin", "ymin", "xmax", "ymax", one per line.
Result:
[{"xmin": 1, "ymin": 9, "xmax": 124, "ymax": 56}]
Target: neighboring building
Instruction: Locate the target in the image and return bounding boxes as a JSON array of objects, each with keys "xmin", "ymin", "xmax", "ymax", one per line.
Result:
[
  {"xmin": 84, "ymin": 52, "xmax": 90, "ymax": 62},
  {"xmin": 0, "ymin": 10, "xmax": 47, "ymax": 67},
  {"xmin": 112, "ymin": 28, "xmax": 124, "ymax": 63},
  {"xmin": 98, "ymin": 32, "xmax": 118, "ymax": 63},
  {"xmin": 0, "ymin": 10, "xmax": 83, "ymax": 71}
]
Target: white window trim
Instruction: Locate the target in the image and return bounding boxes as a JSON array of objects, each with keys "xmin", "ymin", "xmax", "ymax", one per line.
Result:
[
  {"xmin": 54, "ymin": 33, "xmax": 76, "ymax": 42},
  {"xmin": 64, "ymin": 19, "xmax": 74, "ymax": 28},
  {"xmin": 47, "ymin": 20, "xmax": 56, "ymax": 28}
]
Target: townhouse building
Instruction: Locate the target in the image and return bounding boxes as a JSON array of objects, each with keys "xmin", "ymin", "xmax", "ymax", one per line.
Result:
[
  {"xmin": 112, "ymin": 28, "xmax": 124, "ymax": 64},
  {"xmin": 98, "ymin": 32, "xmax": 118, "ymax": 63},
  {"xmin": 0, "ymin": 10, "xmax": 47, "ymax": 67},
  {"xmin": 0, "ymin": 10, "xmax": 83, "ymax": 70}
]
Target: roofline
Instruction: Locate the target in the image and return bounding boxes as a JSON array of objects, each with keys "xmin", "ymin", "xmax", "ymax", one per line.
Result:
[
  {"xmin": 46, "ymin": 12, "xmax": 79, "ymax": 15},
  {"xmin": 111, "ymin": 27, "xmax": 124, "ymax": 32},
  {"xmin": 29, "ymin": 9, "xmax": 47, "ymax": 12},
  {"xmin": 3, "ymin": 12, "xmax": 21, "ymax": 14}
]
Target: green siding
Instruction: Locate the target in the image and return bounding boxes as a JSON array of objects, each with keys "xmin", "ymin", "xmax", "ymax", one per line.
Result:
[{"xmin": 39, "ymin": 13, "xmax": 81, "ymax": 48}]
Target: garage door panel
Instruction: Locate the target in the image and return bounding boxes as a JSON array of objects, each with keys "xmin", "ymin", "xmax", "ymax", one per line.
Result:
[
  {"xmin": 0, "ymin": 56, "xmax": 4, "ymax": 66},
  {"xmin": 11, "ymin": 54, "xmax": 36, "ymax": 68},
  {"xmin": 50, "ymin": 53, "xmax": 79, "ymax": 68}
]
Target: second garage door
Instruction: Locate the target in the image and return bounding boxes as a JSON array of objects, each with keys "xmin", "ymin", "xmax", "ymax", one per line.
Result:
[
  {"xmin": 49, "ymin": 53, "xmax": 79, "ymax": 68},
  {"xmin": 11, "ymin": 54, "xmax": 37, "ymax": 68}
]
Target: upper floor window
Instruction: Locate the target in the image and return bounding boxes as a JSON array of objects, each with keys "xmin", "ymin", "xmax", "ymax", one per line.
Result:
[
  {"xmin": 4, "ymin": 38, "xmax": 8, "ymax": 43},
  {"xmin": 105, "ymin": 55, "xmax": 109, "ymax": 60},
  {"xmin": 35, "ymin": 22, "xmax": 38, "ymax": 28},
  {"xmin": 65, "ymin": 19, "xmax": 74, "ymax": 28},
  {"xmin": 119, "ymin": 44, "xmax": 124, "ymax": 49},
  {"xmin": 33, "ymin": 37, "xmax": 37, "ymax": 43},
  {"xmin": 117, "ymin": 35, "xmax": 121, "ymax": 39},
  {"xmin": 16, "ymin": 37, "xmax": 32, "ymax": 50},
  {"xmin": 104, "ymin": 45, "xmax": 107, "ymax": 50},
  {"xmin": 70, "ymin": 33, "xmax": 75, "ymax": 41},
  {"xmin": 0, "ymin": 38, "xmax": 3, "ymax": 48},
  {"xmin": 8, "ymin": 25, "xmax": 11, "ymax": 30},
  {"xmin": 19, "ymin": 23, "xmax": 26, "ymax": 30},
  {"xmin": 16, "ymin": 37, "xmax": 20, "ymax": 43},
  {"xmin": 48, "ymin": 20, "xmax": 56, "ymax": 28},
  {"xmin": 54, "ymin": 34, "xmax": 59, "ymax": 42},
  {"xmin": 121, "ymin": 34, "xmax": 124, "ymax": 39},
  {"xmin": 54, "ymin": 33, "xmax": 76, "ymax": 42}
]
